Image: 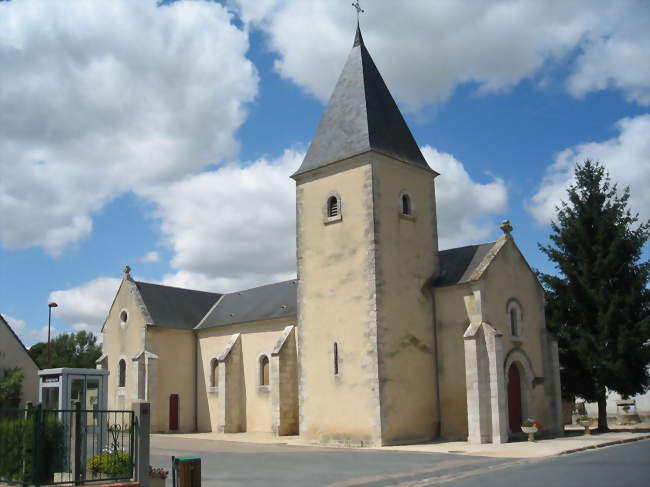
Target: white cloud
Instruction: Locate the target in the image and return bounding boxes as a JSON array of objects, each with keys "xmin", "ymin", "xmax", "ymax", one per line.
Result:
[
  {"xmin": 422, "ymin": 146, "xmax": 508, "ymax": 249},
  {"xmin": 150, "ymin": 146, "xmax": 506, "ymax": 291},
  {"xmin": 0, "ymin": 0, "xmax": 257, "ymax": 255},
  {"xmin": 161, "ymin": 269, "xmax": 295, "ymax": 294},
  {"xmin": 49, "ymin": 144, "xmax": 507, "ymax": 324},
  {"xmin": 49, "ymin": 277, "xmax": 121, "ymax": 337},
  {"xmin": 528, "ymin": 114, "xmax": 650, "ymax": 225},
  {"xmin": 146, "ymin": 149, "xmax": 302, "ymax": 292},
  {"xmin": 139, "ymin": 251, "xmax": 160, "ymax": 263},
  {"xmin": 567, "ymin": 13, "xmax": 650, "ymax": 105},
  {"xmin": 230, "ymin": 0, "xmax": 650, "ymax": 108},
  {"xmin": 26, "ymin": 326, "xmax": 60, "ymax": 347},
  {"xmin": 4, "ymin": 315, "xmax": 27, "ymax": 334},
  {"xmin": 3, "ymin": 314, "xmax": 62, "ymax": 347}
]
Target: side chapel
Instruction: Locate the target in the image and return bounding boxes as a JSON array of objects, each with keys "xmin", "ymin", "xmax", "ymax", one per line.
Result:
[{"xmin": 98, "ymin": 25, "xmax": 563, "ymax": 446}]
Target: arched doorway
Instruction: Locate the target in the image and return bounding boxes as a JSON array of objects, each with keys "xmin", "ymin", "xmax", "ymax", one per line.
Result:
[{"xmin": 507, "ymin": 363, "xmax": 522, "ymax": 432}]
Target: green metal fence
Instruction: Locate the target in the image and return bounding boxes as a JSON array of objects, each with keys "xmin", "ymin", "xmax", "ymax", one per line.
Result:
[{"xmin": 0, "ymin": 405, "xmax": 135, "ymax": 486}]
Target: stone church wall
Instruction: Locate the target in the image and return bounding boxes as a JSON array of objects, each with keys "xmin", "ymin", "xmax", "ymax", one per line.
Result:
[
  {"xmin": 196, "ymin": 317, "xmax": 294, "ymax": 433},
  {"xmin": 433, "ymin": 238, "xmax": 564, "ymax": 442},
  {"xmin": 371, "ymin": 155, "xmax": 439, "ymax": 445},
  {"xmin": 433, "ymin": 282, "xmax": 473, "ymax": 440},
  {"xmin": 148, "ymin": 327, "xmax": 195, "ymax": 433},
  {"xmin": 481, "ymin": 239, "xmax": 561, "ymax": 435},
  {"xmin": 296, "ymin": 157, "xmax": 383, "ymax": 446},
  {"xmin": 101, "ymin": 280, "xmax": 147, "ymax": 413}
]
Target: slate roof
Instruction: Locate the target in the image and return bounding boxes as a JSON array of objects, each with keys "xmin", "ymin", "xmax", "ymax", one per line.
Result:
[
  {"xmin": 135, "ymin": 281, "xmax": 221, "ymax": 330},
  {"xmin": 196, "ymin": 279, "xmax": 297, "ymax": 330},
  {"xmin": 292, "ymin": 26, "xmax": 433, "ymax": 177},
  {"xmin": 434, "ymin": 242, "xmax": 497, "ymax": 287}
]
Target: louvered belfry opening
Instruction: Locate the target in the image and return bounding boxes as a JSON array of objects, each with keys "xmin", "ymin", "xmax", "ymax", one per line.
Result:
[{"xmin": 328, "ymin": 196, "xmax": 339, "ymax": 217}]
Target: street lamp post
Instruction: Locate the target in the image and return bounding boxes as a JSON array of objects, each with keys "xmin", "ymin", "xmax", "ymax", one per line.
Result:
[{"xmin": 47, "ymin": 302, "xmax": 58, "ymax": 368}]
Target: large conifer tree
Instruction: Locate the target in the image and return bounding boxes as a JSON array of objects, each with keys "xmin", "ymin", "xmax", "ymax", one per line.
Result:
[{"xmin": 539, "ymin": 160, "xmax": 650, "ymax": 432}]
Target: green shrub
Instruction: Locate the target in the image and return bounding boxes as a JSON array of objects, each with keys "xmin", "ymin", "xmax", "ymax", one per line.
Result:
[
  {"xmin": 0, "ymin": 410, "xmax": 64, "ymax": 483},
  {"xmin": 87, "ymin": 452, "xmax": 132, "ymax": 477},
  {"xmin": 0, "ymin": 369, "xmax": 24, "ymax": 408}
]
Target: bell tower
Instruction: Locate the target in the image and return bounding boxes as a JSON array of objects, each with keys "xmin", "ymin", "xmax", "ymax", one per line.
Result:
[{"xmin": 292, "ymin": 26, "xmax": 440, "ymax": 446}]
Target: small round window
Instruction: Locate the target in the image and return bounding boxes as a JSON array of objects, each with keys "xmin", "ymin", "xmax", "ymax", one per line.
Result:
[{"xmin": 120, "ymin": 310, "xmax": 128, "ymax": 325}]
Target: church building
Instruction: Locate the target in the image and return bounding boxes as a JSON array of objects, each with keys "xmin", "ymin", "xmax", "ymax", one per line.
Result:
[{"xmin": 98, "ymin": 26, "xmax": 563, "ymax": 446}]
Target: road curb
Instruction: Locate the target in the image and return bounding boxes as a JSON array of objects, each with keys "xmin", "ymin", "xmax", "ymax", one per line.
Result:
[{"xmin": 558, "ymin": 434, "xmax": 650, "ymax": 455}]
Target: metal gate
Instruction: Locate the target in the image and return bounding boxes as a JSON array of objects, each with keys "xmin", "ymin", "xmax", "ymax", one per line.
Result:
[{"xmin": 0, "ymin": 404, "xmax": 136, "ymax": 486}]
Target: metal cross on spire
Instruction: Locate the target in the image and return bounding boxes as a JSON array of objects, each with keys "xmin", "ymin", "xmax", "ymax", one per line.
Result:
[{"xmin": 352, "ymin": 1, "xmax": 364, "ymax": 22}]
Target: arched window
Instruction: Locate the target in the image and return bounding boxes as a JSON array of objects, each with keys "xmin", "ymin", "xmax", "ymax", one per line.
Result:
[
  {"xmin": 259, "ymin": 355, "xmax": 269, "ymax": 386},
  {"xmin": 333, "ymin": 342, "xmax": 339, "ymax": 375},
  {"xmin": 506, "ymin": 299, "xmax": 523, "ymax": 338},
  {"xmin": 401, "ymin": 193, "xmax": 412, "ymax": 215},
  {"xmin": 510, "ymin": 307, "xmax": 518, "ymax": 336},
  {"xmin": 210, "ymin": 358, "xmax": 219, "ymax": 388},
  {"xmin": 327, "ymin": 196, "xmax": 339, "ymax": 218},
  {"xmin": 118, "ymin": 359, "xmax": 126, "ymax": 388}
]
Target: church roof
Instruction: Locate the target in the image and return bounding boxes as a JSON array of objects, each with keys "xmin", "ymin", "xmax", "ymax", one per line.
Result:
[
  {"xmin": 434, "ymin": 242, "xmax": 498, "ymax": 287},
  {"xmin": 196, "ymin": 279, "xmax": 297, "ymax": 330},
  {"xmin": 292, "ymin": 26, "xmax": 433, "ymax": 178},
  {"xmin": 135, "ymin": 281, "xmax": 221, "ymax": 330}
]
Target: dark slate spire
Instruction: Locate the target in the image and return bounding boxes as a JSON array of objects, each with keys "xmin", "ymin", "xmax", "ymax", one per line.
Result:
[
  {"xmin": 292, "ymin": 25, "xmax": 433, "ymax": 178},
  {"xmin": 353, "ymin": 22, "xmax": 363, "ymax": 47}
]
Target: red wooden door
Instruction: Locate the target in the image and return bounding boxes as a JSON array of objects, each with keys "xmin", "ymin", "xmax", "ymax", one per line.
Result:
[
  {"xmin": 169, "ymin": 394, "xmax": 179, "ymax": 431},
  {"xmin": 508, "ymin": 364, "xmax": 522, "ymax": 432}
]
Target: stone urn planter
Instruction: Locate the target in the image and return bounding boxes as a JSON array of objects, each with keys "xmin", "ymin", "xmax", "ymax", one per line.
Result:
[
  {"xmin": 521, "ymin": 425, "xmax": 539, "ymax": 442},
  {"xmin": 521, "ymin": 420, "xmax": 541, "ymax": 442},
  {"xmin": 578, "ymin": 419, "xmax": 592, "ymax": 435},
  {"xmin": 616, "ymin": 399, "xmax": 641, "ymax": 425}
]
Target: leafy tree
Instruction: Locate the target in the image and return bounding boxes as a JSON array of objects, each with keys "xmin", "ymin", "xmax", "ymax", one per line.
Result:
[
  {"xmin": 29, "ymin": 331, "xmax": 102, "ymax": 370},
  {"xmin": 538, "ymin": 160, "xmax": 650, "ymax": 432},
  {"xmin": 0, "ymin": 368, "xmax": 25, "ymax": 408}
]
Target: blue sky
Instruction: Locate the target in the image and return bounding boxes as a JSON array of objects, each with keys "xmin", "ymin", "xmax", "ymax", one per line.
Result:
[{"xmin": 1, "ymin": 0, "xmax": 648, "ymax": 346}]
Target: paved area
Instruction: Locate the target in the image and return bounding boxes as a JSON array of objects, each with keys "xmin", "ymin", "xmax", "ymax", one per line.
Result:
[
  {"xmin": 151, "ymin": 436, "xmax": 511, "ymax": 487},
  {"xmin": 150, "ymin": 433, "xmax": 650, "ymax": 486},
  {"xmin": 438, "ymin": 439, "xmax": 650, "ymax": 487},
  {"xmin": 376, "ymin": 430, "xmax": 650, "ymax": 458},
  {"xmin": 155, "ymin": 428, "xmax": 650, "ymax": 458}
]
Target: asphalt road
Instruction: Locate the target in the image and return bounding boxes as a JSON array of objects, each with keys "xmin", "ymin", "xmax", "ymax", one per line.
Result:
[
  {"xmin": 438, "ymin": 439, "xmax": 650, "ymax": 487},
  {"xmin": 150, "ymin": 436, "xmax": 650, "ymax": 487}
]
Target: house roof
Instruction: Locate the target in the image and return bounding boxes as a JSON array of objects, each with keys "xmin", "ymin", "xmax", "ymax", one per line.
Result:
[
  {"xmin": 292, "ymin": 26, "xmax": 433, "ymax": 178},
  {"xmin": 434, "ymin": 242, "xmax": 498, "ymax": 287},
  {"xmin": 196, "ymin": 279, "xmax": 297, "ymax": 330},
  {"xmin": 0, "ymin": 313, "xmax": 40, "ymax": 369},
  {"xmin": 135, "ymin": 281, "xmax": 221, "ymax": 330}
]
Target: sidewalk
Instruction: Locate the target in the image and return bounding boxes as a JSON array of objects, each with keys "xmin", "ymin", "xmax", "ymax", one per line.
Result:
[
  {"xmin": 376, "ymin": 430, "xmax": 650, "ymax": 458},
  {"xmin": 155, "ymin": 427, "xmax": 650, "ymax": 459}
]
